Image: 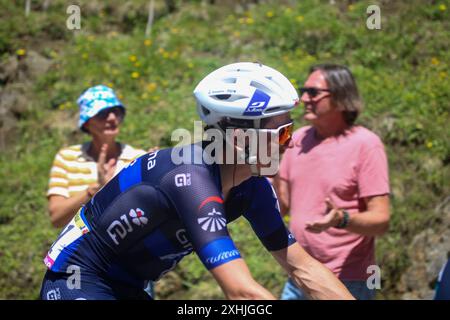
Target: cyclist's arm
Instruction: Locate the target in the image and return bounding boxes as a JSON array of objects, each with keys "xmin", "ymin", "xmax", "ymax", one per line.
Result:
[
  {"xmin": 244, "ymin": 177, "xmax": 354, "ymax": 300},
  {"xmin": 271, "ymin": 242, "xmax": 354, "ymax": 300},
  {"xmin": 209, "ymin": 259, "xmax": 275, "ymax": 299},
  {"xmin": 271, "ymin": 174, "xmax": 290, "ymax": 216}
]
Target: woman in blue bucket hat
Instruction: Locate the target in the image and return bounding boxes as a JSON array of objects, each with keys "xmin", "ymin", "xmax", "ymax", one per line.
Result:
[{"xmin": 47, "ymin": 85, "xmax": 147, "ymax": 228}]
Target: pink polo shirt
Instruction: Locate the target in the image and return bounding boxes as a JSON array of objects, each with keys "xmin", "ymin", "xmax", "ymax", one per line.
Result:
[{"xmin": 279, "ymin": 125, "xmax": 390, "ymax": 280}]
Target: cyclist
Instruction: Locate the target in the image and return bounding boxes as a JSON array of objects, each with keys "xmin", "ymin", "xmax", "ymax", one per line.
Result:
[
  {"xmin": 435, "ymin": 258, "xmax": 450, "ymax": 300},
  {"xmin": 40, "ymin": 62, "xmax": 354, "ymax": 300}
]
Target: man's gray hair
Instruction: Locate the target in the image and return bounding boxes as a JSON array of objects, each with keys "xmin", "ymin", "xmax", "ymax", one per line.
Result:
[{"xmin": 310, "ymin": 64, "xmax": 363, "ymax": 126}]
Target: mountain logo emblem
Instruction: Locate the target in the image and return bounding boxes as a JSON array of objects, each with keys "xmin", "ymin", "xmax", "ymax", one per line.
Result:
[{"xmin": 197, "ymin": 208, "xmax": 226, "ymax": 232}]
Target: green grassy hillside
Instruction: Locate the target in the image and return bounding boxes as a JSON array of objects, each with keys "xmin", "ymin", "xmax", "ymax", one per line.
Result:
[{"xmin": 0, "ymin": 0, "xmax": 448, "ymax": 299}]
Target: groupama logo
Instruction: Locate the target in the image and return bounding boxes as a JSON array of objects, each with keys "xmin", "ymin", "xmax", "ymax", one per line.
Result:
[{"xmin": 197, "ymin": 208, "xmax": 226, "ymax": 232}]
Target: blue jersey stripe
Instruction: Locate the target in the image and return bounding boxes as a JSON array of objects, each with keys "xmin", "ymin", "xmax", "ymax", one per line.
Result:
[
  {"xmin": 198, "ymin": 237, "xmax": 241, "ymax": 270},
  {"xmin": 119, "ymin": 157, "xmax": 142, "ymax": 192},
  {"xmin": 52, "ymin": 237, "xmax": 84, "ymax": 271},
  {"xmin": 79, "ymin": 207, "xmax": 92, "ymax": 231}
]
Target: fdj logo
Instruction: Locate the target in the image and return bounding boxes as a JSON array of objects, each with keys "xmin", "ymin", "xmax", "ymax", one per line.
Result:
[
  {"xmin": 175, "ymin": 173, "xmax": 191, "ymax": 187},
  {"xmin": 107, "ymin": 208, "xmax": 148, "ymax": 245}
]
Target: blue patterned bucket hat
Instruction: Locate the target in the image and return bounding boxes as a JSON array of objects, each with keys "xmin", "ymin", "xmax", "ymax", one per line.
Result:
[{"xmin": 77, "ymin": 85, "xmax": 125, "ymax": 131}]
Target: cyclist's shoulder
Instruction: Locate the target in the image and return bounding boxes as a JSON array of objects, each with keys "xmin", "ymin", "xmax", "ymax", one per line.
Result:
[
  {"xmin": 148, "ymin": 143, "xmax": 219, "ymax": 186},
  {"xmin": 235, "ymin": 176, "xmax": 272, "ymax": 195}
]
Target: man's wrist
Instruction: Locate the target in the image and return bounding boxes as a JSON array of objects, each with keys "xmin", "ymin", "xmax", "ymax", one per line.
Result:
[{"xmin": 336, "ymin": 210, "xmax": 350, "ymax": 229}]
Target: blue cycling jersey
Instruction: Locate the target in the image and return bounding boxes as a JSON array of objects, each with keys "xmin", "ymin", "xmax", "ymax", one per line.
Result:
[
  {"xmin": 435, "ymin": 258, "xmax": 450, "ymax": 300},
  {"xmin": 41, "ymin": 143, "xmax": 295, "ymax": 299}
]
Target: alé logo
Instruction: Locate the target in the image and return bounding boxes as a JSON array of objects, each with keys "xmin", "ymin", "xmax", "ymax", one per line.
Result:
[
  {"xmin": 197, "ymin": 208, "xmax": 226, "ymax": 232},
  {"xmin": 107, "ymin": 208, "xmax": 148, "ymax": 245}
]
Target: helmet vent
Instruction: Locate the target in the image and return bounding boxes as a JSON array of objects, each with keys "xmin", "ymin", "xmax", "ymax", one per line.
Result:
[
  {"xmin": 250, "ymin": 81, "xmax": 272, "ymax": 94},
  {"xmin": 215, "ymin": 94, "xmax": 232, "ymax": 100},
  {"xmin": 223, "ymin": 78, "xmax": 237, "ymax": 83},
  {"xmin": 211, "ymin": 94, "xmax": 247, "ymax": 102},
  {"xmin": 201, "ymin": 105, "xmax": 211, "ymax": 115}
]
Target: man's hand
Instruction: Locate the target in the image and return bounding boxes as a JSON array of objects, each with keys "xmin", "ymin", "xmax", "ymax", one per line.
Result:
[
  {"xmin": 97, "ymin": 143, "xmax": 117, "ymax": 186},
  {"xmin": 305, "ymin": 198, "xmax": 343, "ymax": 233}
]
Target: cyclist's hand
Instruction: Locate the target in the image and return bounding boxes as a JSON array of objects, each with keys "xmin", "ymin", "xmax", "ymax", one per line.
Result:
[
  {"xmin": 97, "ymin": 143, "xmax": 117, "ymax": 186},
  {"xmin": 305, "ymin": 198, "xmax": 343, "ymax": 233}
]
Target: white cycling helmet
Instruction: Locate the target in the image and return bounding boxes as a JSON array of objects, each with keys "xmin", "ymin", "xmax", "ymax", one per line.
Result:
[{"xmin": 193, "ymin": 62, "xmax": 299, "ymax": 128}]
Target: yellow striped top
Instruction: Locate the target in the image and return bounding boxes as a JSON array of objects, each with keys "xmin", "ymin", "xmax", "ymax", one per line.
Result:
[{"xmin": 47, "ymin": 142, "xmax": 146, "ymax": 198}]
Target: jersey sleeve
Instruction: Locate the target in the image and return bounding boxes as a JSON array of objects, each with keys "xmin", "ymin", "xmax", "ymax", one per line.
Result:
[
  {"xmin": 243, "ymin": 177, "xmax": 296, "ymax": 251},
  {"xmin": 159, "ymin": 164, "xmax": 241, "ymax": 270}
]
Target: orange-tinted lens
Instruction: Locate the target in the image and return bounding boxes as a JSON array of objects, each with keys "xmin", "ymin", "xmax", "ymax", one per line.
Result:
[{"xmin": 279, "ymin": 124, "xmax": 293, "ymax": 145}]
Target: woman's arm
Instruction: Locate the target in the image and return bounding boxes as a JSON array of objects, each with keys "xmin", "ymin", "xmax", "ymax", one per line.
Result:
[{"xmin": 48, "ymin": 184, "xmax": 99, "ymax": 228}]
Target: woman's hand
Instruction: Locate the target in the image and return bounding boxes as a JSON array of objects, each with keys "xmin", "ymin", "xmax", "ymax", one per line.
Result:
[{"xmin": 97, "ymin": 143, "xmax": 117, "ymax": 186}]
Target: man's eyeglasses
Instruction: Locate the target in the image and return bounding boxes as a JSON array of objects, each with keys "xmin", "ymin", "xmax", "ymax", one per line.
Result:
[
  {"xmin": 95, "ymin": 107, "xmax": 124, "ymax": 120},
  {"xmin": 298, "ymin": 87, "xmax": 331, "ymax": 98}
]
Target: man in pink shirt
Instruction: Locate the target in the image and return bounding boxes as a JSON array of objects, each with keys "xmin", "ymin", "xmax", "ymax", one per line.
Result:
[{"xmin": 274, "ymin": 64, "xmax": 390, "ymax": 300}]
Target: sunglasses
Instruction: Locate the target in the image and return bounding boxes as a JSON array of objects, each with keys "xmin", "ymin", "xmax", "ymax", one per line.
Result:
[
  {"xmin": 298, "ymin": 87, "xmax": 331, "ymax": 98},
  {"xmin": 95, "ymin": 107, "xmax": 124, "ymax": 120},
  {"xmin": 258, "ymin": 121, "xmax": 294, "ymax": 146}
]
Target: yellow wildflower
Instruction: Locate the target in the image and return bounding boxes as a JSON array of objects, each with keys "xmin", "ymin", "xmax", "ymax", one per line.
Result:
[
  {"xmin": 146, "ymin": 83, "xmax": 157, "ymax": 92},
  {"xmin": 16, "ymin": 48, "xmax": 26, "ymax": 56},
  {"xmin": 431, "ymin": 57, "xmax": 440, "ymax": 65}
]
